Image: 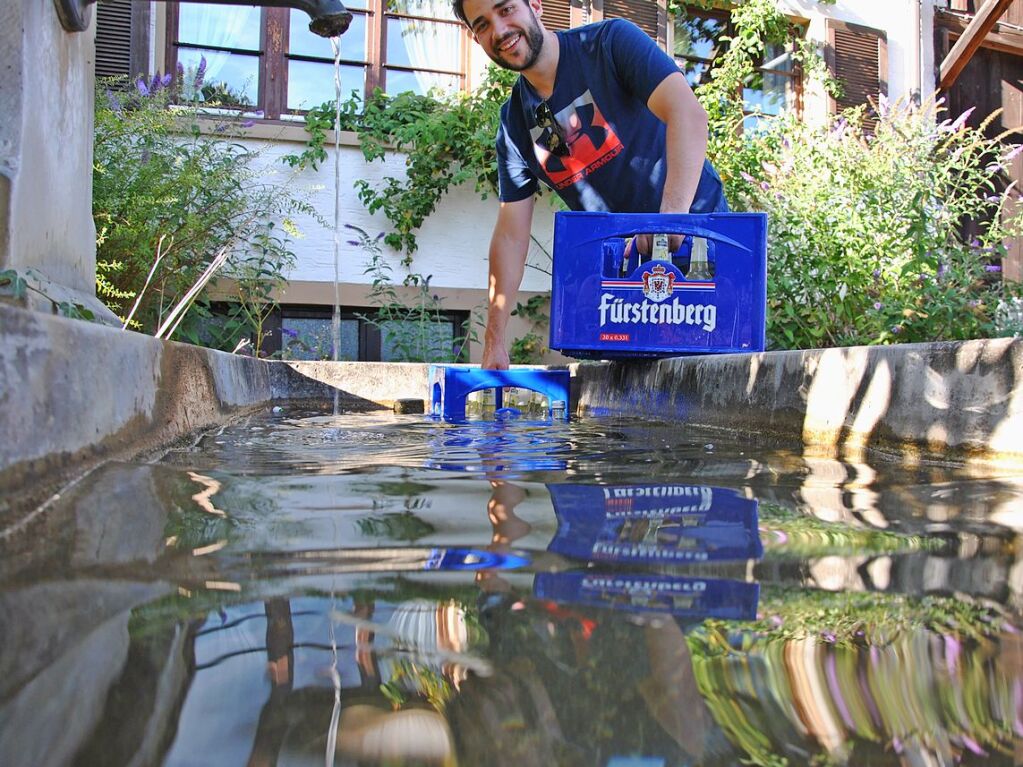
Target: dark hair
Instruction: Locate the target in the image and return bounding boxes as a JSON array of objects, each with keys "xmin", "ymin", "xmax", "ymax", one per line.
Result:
[{"xmin": 451, "ymin": 0, "xmax": 470, "ymax": 27}]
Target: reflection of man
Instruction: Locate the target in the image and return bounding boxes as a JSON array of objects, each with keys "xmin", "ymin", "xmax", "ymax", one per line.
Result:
[{"xmin": 453, "ymin": 0, "xmax": 729, "ymax": 368}]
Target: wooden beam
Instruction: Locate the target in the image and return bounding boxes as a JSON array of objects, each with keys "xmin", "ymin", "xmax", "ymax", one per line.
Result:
[
  {"xmin": 940, "ymin": 0, "xmax": 1015, "ymax": 89},
  {"xmin": 936, "ymin": 12, "xmax": 1023, "ymax": 59}
]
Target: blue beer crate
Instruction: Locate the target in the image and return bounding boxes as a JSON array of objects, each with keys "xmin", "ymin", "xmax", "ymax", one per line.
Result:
[{"xmin": 549, "ymin": 211, "xmax": 767, "ymax": 359}]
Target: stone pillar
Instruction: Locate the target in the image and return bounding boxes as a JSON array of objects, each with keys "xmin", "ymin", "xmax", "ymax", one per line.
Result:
[{"xmin": 0, "ymin": 0, "xmax": 113, "ymax": 319}]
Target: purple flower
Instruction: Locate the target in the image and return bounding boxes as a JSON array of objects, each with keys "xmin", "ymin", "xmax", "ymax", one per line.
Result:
[
  {"xmin": 872, "ymin": 269, "xmax": 881, "ymax": 280},
  {"xmin": 873, "ymin": 301, "xmax": 883, "ymax": 310},
  {"xmin": 149, "ymin": 74, "xmax": 162, "ymax": 93},
  {"xmin": 740, "ymin": 171, "xmax": 756, "ymax": 185},
  {"xmin": 917, "ymin": 274, "xmax": 927, "ymax": 285},
  {"xmin": 136, "ymin": 77, "xmax": 150, "ymax": 96},
  {"xmin": 346, "ymin": 239, "xmax": 361, "ymax": 246},
  {"xmin": 985, "ymin": 264, "xmax": 1002, "ymax": 273},
  {"xmin": 950, "ymin": 106, "xmax": 975, "ymax": 132},
  {"xmin": 968, "ymin": 299, "xmax": 980, "ymax": 308},
  {"xmin": 281, "ymin": 327, "xmax": 299, "ymax": 338},
  {"xmin": 760, "ymin": 181, "xmax": 770, "ymax": 191},
  {"xmin": 177, "ymin": 61, "xmax": 185, "ymax": 78},
  {"xmin": 937, "ymin": 262, "xmax": 948, "ymax": 279},
  {"xmin": 1005, "ymin": 144, "xmax": 1023, "ymax": 163},
  {"xmin": 891, "ymin": 324, "xmax": 903, "ymax": 334},
  {"xmin": 961, "ymin": 736, "xmax": 987, "ymax": 756},
  {"xmin": 161, "ymin": 72, "xmax": 173, "ymax": 88},
  {"xmin": 194, "ymin": 55, "xmax": 207, "ymax": 89},
  {"xmin": 821, "ymin": 631, "xmax": 836, "ymax": 643},
  {"xmin": 240, "ymin": 119, "xmax": 256, "ymax": 128},
  {"xmin": 105, "ymin": 89, "xmax": 122, "ymax": 115}
]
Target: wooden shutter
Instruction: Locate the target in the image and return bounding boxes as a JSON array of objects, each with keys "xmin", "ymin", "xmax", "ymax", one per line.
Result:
[
  {"xmin": 603, "ymin": 0, "xmax": 665, "ymax": 46},
  {"xmin": 826, "ymin": 20, "xmax": 887, "ymax": 131},
  {"xmin": 95, "ymin": 0, "xmax": 133, "ymax": 79},
  {"xmin": 543, "ymin": 0, "xmax": 572, "ymax": 31}
]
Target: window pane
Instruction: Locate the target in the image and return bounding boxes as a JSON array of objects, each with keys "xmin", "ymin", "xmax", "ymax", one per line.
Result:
[
  {"xmin": 288, "ymin": 60, "xmax": 366, "ymax": 110},
  {"xmin": 178, "ymin": 4, "xmax": 261, "ymax": 50},
  {"xmin": 177, "ymin": 48, "xmax": 258, "ymax": 106},
  {"xmin": 679, "ymin": 59, "xmax": 712, "ymax": 89},
  {"xmin": 673, "ymin": 14, "xmax": 725, "ymax": 61},
  {"xmin": 385, "ymin": 68, "xmax": 460, "ymax": 96},
  {"xmin": 743, "ymin": 71, "xmax": 794, "ymax": 117},
  {"xmin": 281, "ymin": 317, "xmax": 359, "ymax": 360},
  {"xmin": 385, "ymin": 18, "xmax": 462, "ymax": 70},
  {"xmin": 379, "ymin": 319, "xmax": 455, "ymax": 362},
  {"xmin": 289, "ymin": 10, "xmax": 368, "ymax": 61},
  {"xmin": 760, "ymin": 42, "xmax": 795, "ymax": 73},
  {"xmin": 388, "ymin": 0, "xmax": 458, "ymax": 22}
]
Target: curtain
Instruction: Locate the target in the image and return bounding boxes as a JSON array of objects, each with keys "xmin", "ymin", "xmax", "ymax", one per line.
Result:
[
  {"xmin": 177, "ymin": 3, "xmax": 260, "ymax": 101},
  {"xmin": 389, "ymin": 0, "xmax": 461, "ymax": 94}
]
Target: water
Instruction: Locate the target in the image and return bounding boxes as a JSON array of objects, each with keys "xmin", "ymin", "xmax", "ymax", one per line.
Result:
[{"xmin": 4, "ymin": 405, "xmax": 1023, "ymax": 766}]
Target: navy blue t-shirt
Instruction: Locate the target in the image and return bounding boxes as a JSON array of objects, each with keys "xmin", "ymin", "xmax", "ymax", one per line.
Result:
[{"xmin": 496, "ymin": 18, "xmax": 726, "ymax": 214}]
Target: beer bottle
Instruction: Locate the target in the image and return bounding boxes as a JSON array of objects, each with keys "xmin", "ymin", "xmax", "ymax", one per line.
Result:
[{"xmin": 686, "ymin": 236, "xmax": 713, "ymax": 281}]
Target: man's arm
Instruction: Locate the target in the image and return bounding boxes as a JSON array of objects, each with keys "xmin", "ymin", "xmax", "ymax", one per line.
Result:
[
  {"xmin": 647, "ymin": 70, "xmax": 709, "ymax": 215},
  {"xmin": 482, "ymin": 196, "xmax": 536, "ymax": 370}
]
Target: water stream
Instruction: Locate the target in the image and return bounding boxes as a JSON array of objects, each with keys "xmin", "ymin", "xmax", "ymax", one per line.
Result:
[
  {"xmin": 330, "ymin": 36, "xmax": 344, "ymax": 416},
  {"xmin": 4, "ymin": 405, "xmax": 1023, "ymax": 766}
]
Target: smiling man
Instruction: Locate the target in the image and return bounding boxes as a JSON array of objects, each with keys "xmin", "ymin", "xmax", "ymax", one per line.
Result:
[{"xmin": 453, "ymin": 0, "xmax": 728, "ymax": 369}]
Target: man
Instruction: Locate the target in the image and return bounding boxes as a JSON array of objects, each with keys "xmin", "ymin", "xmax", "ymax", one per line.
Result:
[{"xmin": 454, "ymin": 0, "xmax": 728, "ymax": 369}]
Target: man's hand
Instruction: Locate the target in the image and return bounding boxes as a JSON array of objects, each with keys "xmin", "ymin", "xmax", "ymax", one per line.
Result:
[
  {"xmin": 482, "ymin": 334, "xmax": 511, "ymax": 370},
  {"xmin": 626, "ymin": 233, "xmax": 685, "ymax": 261}
]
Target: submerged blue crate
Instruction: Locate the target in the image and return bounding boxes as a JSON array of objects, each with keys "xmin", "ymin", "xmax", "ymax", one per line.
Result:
[
  {"xmin": 550, "ymin": 211, "xmax": 767, "ymax": 359},
  {"xmin": 428, "ymin": 365, "xmax": 571, "ymax": 422}
]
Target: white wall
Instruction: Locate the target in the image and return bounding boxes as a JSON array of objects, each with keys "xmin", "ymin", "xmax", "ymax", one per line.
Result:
[{"xmin": 246, "ymin": 135, "xmax": 556, "ymax": 296}]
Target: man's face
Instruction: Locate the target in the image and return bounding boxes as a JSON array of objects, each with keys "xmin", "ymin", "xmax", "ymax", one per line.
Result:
[{"xmin": 462, "ymin": 0, "xmax": 545, "ymax": 72}]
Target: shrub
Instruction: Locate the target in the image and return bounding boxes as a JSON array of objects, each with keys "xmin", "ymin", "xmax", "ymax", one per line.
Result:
[
  {"xmin": 720, "ymin": 99, "xmax": 1023, "ymax": 348},
  {"xmin": 94, "ymin": 72, "xmax": 316, "ymax": 349}
]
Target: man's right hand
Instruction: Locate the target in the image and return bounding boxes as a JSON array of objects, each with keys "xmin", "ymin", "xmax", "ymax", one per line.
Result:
[{"xmin": 481, "ymin": 335, "xmax": 510, "ymax": 370}]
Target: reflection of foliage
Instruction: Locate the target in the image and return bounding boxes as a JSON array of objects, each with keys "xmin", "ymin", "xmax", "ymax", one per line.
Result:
[
  {"xmin": 356, "ymin": 512, "xmax": 436, "ymax": 542},
  {"xmin": 201, "ymin": 80, "xmax": 254, "ymax": 108},
  {"xmin": 693, "ymin": 588, "xmax": 1007, "ymax": 650},
  {"xmin": 760, "ymin": 503, "xmax": 946, "ymax": 557},
  {"xmin": 688, "ymin": 593, "xmax": 1017, "ymax": 767},
  {"xmin": 384, "ymin": 660, "xmax": 454, "ymax": 712}
]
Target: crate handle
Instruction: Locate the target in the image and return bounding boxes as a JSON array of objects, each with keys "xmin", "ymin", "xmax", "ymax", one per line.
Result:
[{"xmin": 579, "ymin": 225, "xmax": 751, "ymax": 256}]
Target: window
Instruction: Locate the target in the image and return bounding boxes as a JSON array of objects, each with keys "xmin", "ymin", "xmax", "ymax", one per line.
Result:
[
  {"xmin": 673, "ymin": 7, "xmax": 802, "ymax": 130},
  {"xmin": 276, "ymin": 306, "xmax": 470, "ymax": 362},
  {"xmin": 166, "ymin": 0, "xmax": 468, "ymax": 118}
]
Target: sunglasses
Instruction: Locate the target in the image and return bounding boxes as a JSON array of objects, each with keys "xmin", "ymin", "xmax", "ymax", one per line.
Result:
[{"xmin": 534, "ymin": 101, "xmax": 569, "ymax": 157}]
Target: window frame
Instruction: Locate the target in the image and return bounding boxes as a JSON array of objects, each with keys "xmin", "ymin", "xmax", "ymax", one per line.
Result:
[
  {"xmin": 164, "ymin": 1, "xmax": 471, "ymax": 120},
  {"xmin": 273, "ymin": 304, "xmax": 473, "ymax": 362}
]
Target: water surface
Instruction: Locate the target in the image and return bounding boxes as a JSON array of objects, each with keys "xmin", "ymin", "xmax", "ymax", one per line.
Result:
[{"xmin": 3, "ymin": 405, "xmax": 1023, "ymax": 766}]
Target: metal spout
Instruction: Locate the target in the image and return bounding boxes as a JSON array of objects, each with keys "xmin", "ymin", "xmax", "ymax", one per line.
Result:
[{"xmin": 57, "ymin": 0, "xmax": 352, "ymax": 38}]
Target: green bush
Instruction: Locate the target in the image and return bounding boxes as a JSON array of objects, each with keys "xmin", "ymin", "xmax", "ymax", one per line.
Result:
[
  {"xmin": 719, "ymin": 100, "xmax": 1023, "ymax": 348},
  {"xmin": 94, "ymin": 74, "xmax": 316, "ymax": 350}
]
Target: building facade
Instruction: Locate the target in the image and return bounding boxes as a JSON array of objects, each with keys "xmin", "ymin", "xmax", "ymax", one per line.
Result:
[{"xmin": 93, "ymin": 1, "xmax": 971, "ymax": 361}]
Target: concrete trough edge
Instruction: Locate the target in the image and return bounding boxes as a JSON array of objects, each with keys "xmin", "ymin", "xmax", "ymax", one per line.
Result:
[{"xmin": 3, "ymin": 303, "xmax": 1023, "ymax": 522}]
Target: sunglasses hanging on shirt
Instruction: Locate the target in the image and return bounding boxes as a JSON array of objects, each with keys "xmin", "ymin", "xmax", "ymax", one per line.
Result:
[{"xmin": 534, "ymin": 101, "xmax": 569, "ymax": 157}]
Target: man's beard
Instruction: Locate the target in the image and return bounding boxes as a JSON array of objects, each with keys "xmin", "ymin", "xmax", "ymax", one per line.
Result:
[{"xmin": 488, "ymin": 11, "xmax": 545, "ymax": 71}]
